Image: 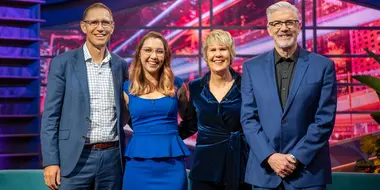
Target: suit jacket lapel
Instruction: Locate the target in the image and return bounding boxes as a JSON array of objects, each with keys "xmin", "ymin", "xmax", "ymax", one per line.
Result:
[
  {"xmin": 72, "ymin": 47, "xmax": 90, "ymax": 106},
  {"xmin": 264, "ymin": 50, "xmax": 283, "ymax": 114},
  {"xmin": 282, "ymin": 48, "xmax": 310, "ymax": 116}
]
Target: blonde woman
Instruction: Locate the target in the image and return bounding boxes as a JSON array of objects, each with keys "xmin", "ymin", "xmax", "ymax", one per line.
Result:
[
  {"xmin": 122, "ymin": 31, "xmax": 190, "ymax": 190},
  {"xmin": 179, "ymin": 30, "xmax": 251, "ymax": 190}
]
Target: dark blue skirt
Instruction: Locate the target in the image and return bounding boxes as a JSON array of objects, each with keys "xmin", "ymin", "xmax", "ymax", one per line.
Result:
[{"xmin": 123, "ymin": 157, "xmax": 188, "ymax": 190}]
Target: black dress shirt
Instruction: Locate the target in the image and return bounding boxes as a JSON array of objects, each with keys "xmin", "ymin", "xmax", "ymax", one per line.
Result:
[{"xmin": 274, "ymin": 47, "xmax": 300, "ymax": 109}]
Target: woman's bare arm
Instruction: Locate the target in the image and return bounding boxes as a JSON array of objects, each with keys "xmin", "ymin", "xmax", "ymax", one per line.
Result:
[{"xmin": 123, "ymin": 92, "xmax": 131, "ymax": 131}]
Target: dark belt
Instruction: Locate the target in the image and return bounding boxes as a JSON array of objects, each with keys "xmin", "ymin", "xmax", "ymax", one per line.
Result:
[{"xmin": 84, "ymin": 141, "xmax": 119, "ymax": 150}]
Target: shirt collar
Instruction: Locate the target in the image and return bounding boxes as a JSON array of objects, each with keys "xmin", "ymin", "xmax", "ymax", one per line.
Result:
[
  {"xmin": 274, "ymin": 45, "xmax": 300, "ymax": 65},
  {"xmin": 83, "ymin": 43, "xmax": 111, "ymax": 64}
]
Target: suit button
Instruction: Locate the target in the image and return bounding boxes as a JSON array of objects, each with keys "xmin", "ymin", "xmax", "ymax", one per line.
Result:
[
  {"xmin": 85, "ymin": 117, "xmax": 89, "ymax": 121},
  {"xmin": 281, "ymin": 119, "xmax": 286, "ymax": 124}
]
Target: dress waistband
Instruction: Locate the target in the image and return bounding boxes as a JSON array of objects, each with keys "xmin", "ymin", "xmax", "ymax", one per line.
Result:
[
  {"xmin": 133, "ymin": 130, "xmax": 178, "ymax": 136},
  {"xmin": 132, "ymin": 124, "xmax": 179, "ymax": 135}
]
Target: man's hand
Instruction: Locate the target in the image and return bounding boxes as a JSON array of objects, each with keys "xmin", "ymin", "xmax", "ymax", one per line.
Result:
[
  {"xmin": 286, "ymin": 154, "xmax": 298, "ymax": 166},
  {"xmin": 43, "ymin": 165, "xmax": 61, "ymax": 190},
  {"xmin": 267, "ymin": 153, "xmax": 297, "ymax": 178}
]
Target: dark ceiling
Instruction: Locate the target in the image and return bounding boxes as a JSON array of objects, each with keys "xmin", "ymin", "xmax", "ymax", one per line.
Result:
[
  {"xmin": 342, "ymin": 0, "xmax": 380, "ymax": 10},
  {"xmin": 41, "ymin": 0, "xmax": 161, "ymax": 27}
]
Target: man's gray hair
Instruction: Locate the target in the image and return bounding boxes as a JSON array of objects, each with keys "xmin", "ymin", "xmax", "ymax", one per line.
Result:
[{"xmin": 266, "ymin": 1, "xmax": 300, "ymax": 21}]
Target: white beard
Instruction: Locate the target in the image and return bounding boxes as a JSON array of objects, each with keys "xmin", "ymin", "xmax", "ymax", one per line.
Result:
[{"xmin": 275, "ymin": 36, "xmax": 296, "ymax": 49}]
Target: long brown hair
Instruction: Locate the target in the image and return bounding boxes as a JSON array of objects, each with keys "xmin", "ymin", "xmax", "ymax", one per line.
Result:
[{"xmin": 129, "ymin": 31, "xmax": 175, "ymax": 97}]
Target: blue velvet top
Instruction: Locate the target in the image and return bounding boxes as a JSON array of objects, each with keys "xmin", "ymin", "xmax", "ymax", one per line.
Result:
[
  {"xmin": 179, "ymin": 68, "xmax": 249, "ymax": 190},
  {"xmin": 123, "ymin": 77, "xmax": 190, "ymax": 158}
]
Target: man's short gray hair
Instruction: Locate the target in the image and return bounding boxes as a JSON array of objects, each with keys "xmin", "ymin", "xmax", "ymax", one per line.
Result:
[{"xmin": 266, "ymin": 1, "xmax": 300, "ymax": 22}]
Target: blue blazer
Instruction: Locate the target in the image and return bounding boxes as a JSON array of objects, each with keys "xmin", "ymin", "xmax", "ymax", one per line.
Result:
[
  {"xmin": 179, "ymin": 68, "xmax": 249, "ymax": 190},
  {"xmin": 41, "ymin": 47, "xmax": 129, "ymax": 176},
  {"xmin": 240, "ymin": 48, "xmax": 337, "ymax": 188}
]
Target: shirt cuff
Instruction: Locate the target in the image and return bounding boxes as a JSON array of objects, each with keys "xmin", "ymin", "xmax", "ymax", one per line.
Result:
[{"xmin": 289, "ymin": 154, "xmax": 297, "ymax": 161}]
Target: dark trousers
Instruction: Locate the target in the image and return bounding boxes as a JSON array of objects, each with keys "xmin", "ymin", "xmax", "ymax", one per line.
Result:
[
  {"xmin": 59, "ymin": 146, "xmax": 122, "ymax": 190},
  {"xmin": 191, "ymin": 180, "xmax": 252, "ymax": 190},
  {"xmin": 253, "ymin": 180, "xmax": 326, "ymax": 190}
]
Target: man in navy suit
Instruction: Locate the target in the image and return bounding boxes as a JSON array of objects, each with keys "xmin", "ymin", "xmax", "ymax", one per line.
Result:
[
  {"xmin": 41, "ymin": 3, "xmax": 128, "ymax": 190},
  {"xmin": 241, "ymin": 2, "xmax": 337, "ymax": 190}
]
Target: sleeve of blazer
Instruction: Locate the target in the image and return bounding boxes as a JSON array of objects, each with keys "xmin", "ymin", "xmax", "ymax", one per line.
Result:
[
  {"xmin": 121, "ymin": 59, "xmax": 129, "ymax": 81},
  {"xmin": 178, "ymin": 82, "xmax": 198, "ymax": 139},
  {"xmin": 240, "ymin": 62, "xmax": 276, "ymax": 166},
  {"xmin": 121, "ymin": 58, "xmax": 129, "ymax": 127},
  {"xmin": 290, "ymin": 60, "xmax": 337, "ymax": 166},
  {"xmin": 40, "ymin": 57, "xmax": 66, "ymax": 167}
]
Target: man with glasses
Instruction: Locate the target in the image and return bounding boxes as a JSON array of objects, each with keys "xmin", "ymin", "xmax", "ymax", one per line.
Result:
[
  {"xmin": 241, "ymin": 1, "xmax": 337, "ymax": 190},
  {"xmin": 41, "ymin": 3, "xmax": 128, "ymax": 190}
]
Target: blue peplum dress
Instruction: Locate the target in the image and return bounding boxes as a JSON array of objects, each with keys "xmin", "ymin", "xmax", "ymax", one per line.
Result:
[{"xmin": 122, "ymin": 77, "xmax": 190, "ymax": 190}]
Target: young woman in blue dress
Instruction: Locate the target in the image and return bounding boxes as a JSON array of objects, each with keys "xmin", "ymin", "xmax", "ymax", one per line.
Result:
[{"xmin": 122, "ymin": 31, "xmax": 190, "ymax": 190}]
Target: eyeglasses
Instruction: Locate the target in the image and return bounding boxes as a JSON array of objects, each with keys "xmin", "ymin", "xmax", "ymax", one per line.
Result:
[
  {"xmin": 268, "ymin": 20, "xmax": 299, "ymax": 29},
  {"xmin": 82, "ymin": 20, "xmax": 114, "ymax": 28},
  {"xmin": 141, "ymin": 48, "xmax": 165, "ymax": 56}
]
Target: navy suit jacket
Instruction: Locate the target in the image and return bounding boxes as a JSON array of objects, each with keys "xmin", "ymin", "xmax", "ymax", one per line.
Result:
[
  {"xmin": 41, "ymin": 47, "xmax": 129, "ymax": 176},
  {"xmin": 240, "ymin": 48, "xmax": 337, "ymax": 188},
  {"xmin": 179, "ymin": 69, "xmax": 249, "ymax": 190}
]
